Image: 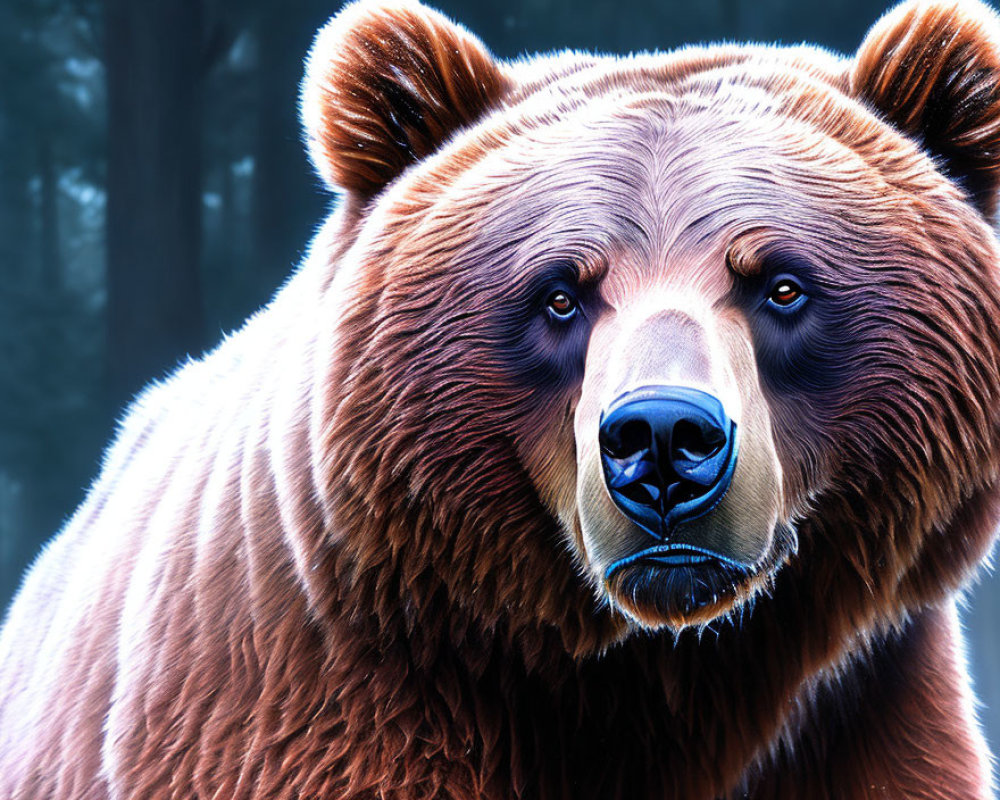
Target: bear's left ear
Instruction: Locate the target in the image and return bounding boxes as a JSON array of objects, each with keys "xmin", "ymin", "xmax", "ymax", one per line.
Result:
[
  {"xmin": 301, "ymin": 0, "xmax": 509, "ymax": 199},
  {"xmin": 851, "ymin": 0, "xmax": 1000, "ymax": 218}
]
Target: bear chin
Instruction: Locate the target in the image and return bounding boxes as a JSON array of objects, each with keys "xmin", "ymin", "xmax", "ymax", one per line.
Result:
[
  {"xmin": 607, "ymin": 561, "xmax": 750, "ymax": 630},
  {"xmin": 603, "ymin": 526, "xmax": 797, "ymax": 631}
]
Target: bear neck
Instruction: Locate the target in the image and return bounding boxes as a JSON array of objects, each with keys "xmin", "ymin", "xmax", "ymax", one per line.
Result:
[{"xmin": 282, "ymin": 519, "xmax": 854, "ymax": 797}]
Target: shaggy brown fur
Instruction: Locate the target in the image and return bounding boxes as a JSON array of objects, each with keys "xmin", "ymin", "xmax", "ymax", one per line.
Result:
[{"xmin": 2, "ymin": 1, "xmax": 1000, "ymax": 798}]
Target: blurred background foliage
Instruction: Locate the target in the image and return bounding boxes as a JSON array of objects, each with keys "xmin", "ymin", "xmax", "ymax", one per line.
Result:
[{"xmin": 3, "ymin": 0, "xmax": 1000, "ymax": 753}]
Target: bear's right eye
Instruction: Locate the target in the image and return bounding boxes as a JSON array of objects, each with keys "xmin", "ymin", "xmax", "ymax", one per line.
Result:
[{"xmin": 546, "ymin": 290, "xmax": 579, "ymax": 321}]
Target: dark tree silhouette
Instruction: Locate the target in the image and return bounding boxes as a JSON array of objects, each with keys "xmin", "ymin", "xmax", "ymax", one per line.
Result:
[{"xmin": 104, "ymin": 0, "xmax": 206, "ymax": 408}]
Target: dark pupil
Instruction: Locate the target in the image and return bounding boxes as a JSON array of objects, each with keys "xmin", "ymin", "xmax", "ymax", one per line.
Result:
[
  {"xmin": 550, "ymin": 292, "xmax": 573, "ymax": 313},
  {"xmin": 773, "ymin": 282, "xmax": 799, "ymax": 304}
]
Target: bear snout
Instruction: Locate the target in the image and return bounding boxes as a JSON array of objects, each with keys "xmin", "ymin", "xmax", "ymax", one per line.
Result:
[{"xmin": 598, "ymin": 385, "xmax": 739, "ymax": 550}]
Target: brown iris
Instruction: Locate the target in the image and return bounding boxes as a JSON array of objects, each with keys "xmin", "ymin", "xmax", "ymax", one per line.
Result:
[{"xmin": 547, "ymin": 290, "xmax": 577, "ymax": 318}]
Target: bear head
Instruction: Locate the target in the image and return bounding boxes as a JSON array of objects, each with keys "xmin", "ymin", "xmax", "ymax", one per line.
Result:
[{"xmin": 301, "ymin": 0, "xmax": 1000, "ymax": 658}]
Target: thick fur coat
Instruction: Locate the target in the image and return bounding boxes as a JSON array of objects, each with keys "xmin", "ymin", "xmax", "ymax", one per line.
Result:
[{"xmin": 3, "ymin": 1, "xmax": 1000, "ymax": 798}]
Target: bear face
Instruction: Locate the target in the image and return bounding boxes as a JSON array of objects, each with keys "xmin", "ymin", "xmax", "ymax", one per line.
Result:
[{"xmin": 305, "ymin": 0, "xmax": 1000, "ymax": 650}]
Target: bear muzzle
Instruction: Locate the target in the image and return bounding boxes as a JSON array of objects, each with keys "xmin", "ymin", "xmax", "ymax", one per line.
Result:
[
  {"xmin": 598, "ymin": 385, "xmax": 741, "ymax": 579},
  {"xmin": 572, "ymin": 297, "xmax": 784, "ymax": 627}
]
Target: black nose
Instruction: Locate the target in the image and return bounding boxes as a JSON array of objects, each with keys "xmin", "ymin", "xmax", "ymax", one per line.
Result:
[{"xmin": 598, "ymin": 386, "xmax": 739, "ymax": 539}]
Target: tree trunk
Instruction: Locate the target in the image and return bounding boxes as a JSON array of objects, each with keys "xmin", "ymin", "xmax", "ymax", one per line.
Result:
[
  {"xmin": 252, "ymin": 5, "xmax": 325, "ymax": 293},
  {"xmin": 104, "ymin": 0, "xmax": 205, "ymax": 410},
  {"xmin": 37, "ymin": 136, "xmax": 60, "ymax": 290},
  {"xmin": 220, "ymin": 160, "xmax": 236, "ymax": 261}
]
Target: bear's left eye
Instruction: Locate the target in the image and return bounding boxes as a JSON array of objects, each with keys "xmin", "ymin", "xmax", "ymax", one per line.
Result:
[
  {"xmin": 546, "ymin": 290, "xmax": 579, "ymax": 321},
  {"xmin": 766, "ymin": 277, "xmax": 807, "ymax": 312}
]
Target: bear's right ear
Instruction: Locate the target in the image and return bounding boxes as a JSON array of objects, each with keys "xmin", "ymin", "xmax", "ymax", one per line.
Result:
[{"xmin": 301, "ymin": 0, "xmax": 508, "ymax": 199}]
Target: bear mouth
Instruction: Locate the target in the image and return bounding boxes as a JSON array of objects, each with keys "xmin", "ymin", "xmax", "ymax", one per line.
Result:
[
  {"xmin": 604, "ymin": 544, "xmax": 754, "ymax": 626},
  {"xmin": 604, "ymin": 543, "xmax": 747, "ymax": 575}
]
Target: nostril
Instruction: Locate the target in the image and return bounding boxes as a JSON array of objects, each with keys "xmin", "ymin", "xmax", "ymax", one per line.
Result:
[
  {"xmin": 618, "ymin": 480, "xmax": 661, "ymax": 506},
  {"xmin": 600, "ymin": 418, "xmax": 653, "ymax": 459},
  {"xmin": 670, "ymin": 419, "xmax": 725, "ymax": 463}
]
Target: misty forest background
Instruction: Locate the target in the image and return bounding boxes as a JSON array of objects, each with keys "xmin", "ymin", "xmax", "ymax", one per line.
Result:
[{"xmin": 5, "ymin": 0, "xmax": 1000, "ymax": 750}]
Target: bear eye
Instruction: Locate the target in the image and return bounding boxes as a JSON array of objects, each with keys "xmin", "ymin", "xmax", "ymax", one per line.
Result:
[
  {"xmin": 546, "ymin": 290, "xmax": 579, "ymax": 320},
  {"xmin": 766, "ymin": 277, "xmax": 806, "ymax": 312}
]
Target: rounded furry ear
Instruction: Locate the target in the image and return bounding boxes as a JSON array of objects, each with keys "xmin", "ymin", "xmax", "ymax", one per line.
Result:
[
  {"xmin": 301, "ymin": 0, "xmax": 508, "ymax": 198},
  {"xmin": 851, "ymin": 0, "xmax": 1000, "ymax": 218}
]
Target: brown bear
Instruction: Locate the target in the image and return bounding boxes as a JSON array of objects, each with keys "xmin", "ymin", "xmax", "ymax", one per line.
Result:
[{"xmin": 2, "ymin": 0, "xmax": 1000, "ymax": 797}]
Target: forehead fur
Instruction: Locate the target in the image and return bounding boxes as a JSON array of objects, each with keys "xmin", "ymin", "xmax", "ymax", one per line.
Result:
[
  {"xmin": 377, "ymin": 42, "xmax": 949, "ymax": 211},
  {"xmin": 370, "ymin": 50, "xmax": 974, "ymax": 288}
]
